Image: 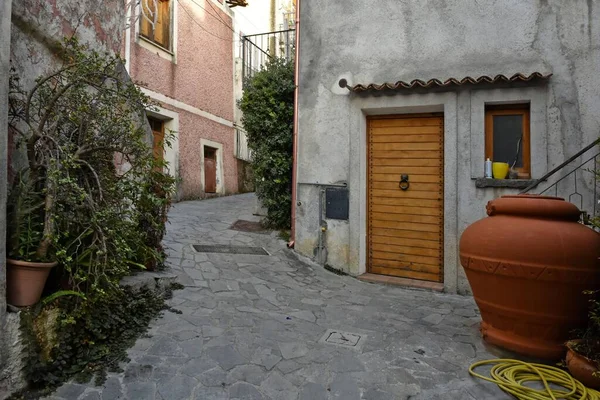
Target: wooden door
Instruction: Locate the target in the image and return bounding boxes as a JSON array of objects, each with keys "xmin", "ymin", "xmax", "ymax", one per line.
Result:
[
  {"xmin": 149, "ymin": 117, "xmax": 164, "ymax": 163},
  {"xmin": 367, "ymin": 115, "xmax": 444, "ymax": 282},
  {"xmin": 204, "ymin": 147, "xmax": 217, "ymax": 193}
]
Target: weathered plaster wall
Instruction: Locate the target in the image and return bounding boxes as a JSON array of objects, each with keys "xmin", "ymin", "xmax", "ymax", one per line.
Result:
[
  {"xmin": 295, "ymin": 0, "xmax": 600, "ymax": 294},
  {"xmin": 0, "ymin": 0, "xmax": 13, "ymax": 396},
  {"xmin": 9, "ymin": 0, "xmax": 126, "ymax": 178},
  {"xmin": 128, "ymin": 0, "xmax": 238, "ymax": 199}
]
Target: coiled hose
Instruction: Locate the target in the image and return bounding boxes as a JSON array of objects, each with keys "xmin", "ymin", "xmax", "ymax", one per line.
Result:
[{"xmin": 469, "ymin": 359, "xmax": 600, "ymax": 400}]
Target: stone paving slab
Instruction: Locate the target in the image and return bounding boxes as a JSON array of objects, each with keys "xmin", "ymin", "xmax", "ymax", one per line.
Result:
[{"xmin": 45, "ymin": 193, "xmax": 509, "ymax": 399}]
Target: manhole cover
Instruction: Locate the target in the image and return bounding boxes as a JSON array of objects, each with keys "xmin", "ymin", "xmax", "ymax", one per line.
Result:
[
  {"xmin": 230, "ymin": 220, "xmax": 270, "ymax": 234},
  {"xmin": 319, "ymin": 329, "xmax": 366, "ymax": 350},
  {"xmin": 192, "ymin": 244, "xmax": 270, "ymax": 256}
]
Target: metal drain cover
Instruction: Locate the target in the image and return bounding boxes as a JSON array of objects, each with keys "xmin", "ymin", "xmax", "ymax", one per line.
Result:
[
  {"xmin": 192, "ymin": 244, "xmax": 269, "ymax": 255},
  {"xmin": 319, "ymin": 329, "xmax": 366, "ymax": 351}
]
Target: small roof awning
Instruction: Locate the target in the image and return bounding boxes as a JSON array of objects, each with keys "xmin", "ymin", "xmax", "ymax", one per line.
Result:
[{"xmin": 339, "ymin": 72, "xmax": 552, "ymax": 93}]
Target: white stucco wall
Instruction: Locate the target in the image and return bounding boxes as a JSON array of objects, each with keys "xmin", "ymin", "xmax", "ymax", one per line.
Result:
[{"xmin": 295, "ymin": 0, "xmax": 600, "ymax": 294}]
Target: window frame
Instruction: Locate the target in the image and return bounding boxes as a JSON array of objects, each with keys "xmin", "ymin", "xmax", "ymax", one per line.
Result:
[
  {"xmin": 140, "ymin": 0, "xmax": 172, "ymax": 51},
  {"xmin": 485, "ymin": 104, "xmax": 531, "ymax": 179}
]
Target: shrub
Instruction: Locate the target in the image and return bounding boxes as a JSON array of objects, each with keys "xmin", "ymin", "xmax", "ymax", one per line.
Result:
[
  {"xmin": 7, "ymin": 38, "xmax": 177, "ymax": 394},
  {"xmin": 239, "ymin": 58, "xmax": 294, "ymax": 228}
]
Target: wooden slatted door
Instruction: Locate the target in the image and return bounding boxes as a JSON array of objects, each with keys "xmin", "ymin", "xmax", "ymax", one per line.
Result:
[{"xmin": 367, "ymin": 115, "xmax": 444, "ymax": 282}]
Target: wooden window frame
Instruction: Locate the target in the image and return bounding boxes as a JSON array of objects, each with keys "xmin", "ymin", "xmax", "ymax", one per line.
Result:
[
  {"xmin": 485, "ymin": 105, "xmax": 531, "ymax": 179},
  {"xmin": 140, "ymin": 0, "xmax": 172, "ymax": 51}
]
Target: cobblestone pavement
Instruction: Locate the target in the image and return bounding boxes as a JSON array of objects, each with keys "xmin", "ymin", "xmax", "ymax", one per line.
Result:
[{"xmin": 47, "ymin": 193, "xmax": 508, "ymax": 399}]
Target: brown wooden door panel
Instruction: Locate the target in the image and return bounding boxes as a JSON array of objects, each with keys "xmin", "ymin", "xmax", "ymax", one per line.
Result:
[
  {"xmin": 371, "ymin": 126, "xmax": 442, "ymax": 135},
  {"xmin": 371, "ymin": 235, "xmax": 441, "ymax": 250},
  {"xmin": 371, "ymin": 204, "xmax": 442, "ymax": 216},
  {"xmin": 371, "ymin": 173, "xmax": 442, "ymax": 183},
  {"xmin": 371, "ymin": 189, "xmax": 442, "ymax": 200},
  {"xmin": 370, "ymin": 266, "xmax": 440, "ymax": 282},
  {"xmin": 205, "ymin": 158, "xmax": 217, "ymax": 193},
  {"xmin": 372, "ymin": 142, "xmax": 441, "ymax": 151},
  {"xmin": 370, "ymin": 197, "xmax": 442, "ymax": 208},
  {"xmin": 371, "ymin": 181, "xmax": 442, "ymax": 191},
  {"xmin": 370, "ymin": 242, "xmax": 440, "ymax": 257},
  {"xmin": 371, "ymin": 212, "xmax": 441, "ymax": 225},
  {"xmin": 370, "ymin": 250, "xmax": 441, "ymax": 266},
  {"xmin": 368, "ymin": 115, "xmax": 444, "ymax": 283},
  {"xmin": 370, "ymin": 219, "xmax": 441, "ymax": 233},
  {"xmin": 370, "ymin": 117, "xmax": 443, "ymax": 128},
  {"xmin": 370, "ymin": 166, "xmax": 440, "ymax": 175},
  {"xmin": 370, "ymin": 259, "xmax": 441, "ymax": 274},
  {"xmin": 371, "ymin": 228, "xmax": 441, "ymax": 241},
  {"xmin": 370, "ymin": 150, "xmax": 441, "ymax": 159},
  {"xmin": 371, "ymin": 158, "xmax": 442, "ymax": 167},
  {"xmin": 370, "ymin": 135, "xmax": 442, "ymax": 144}
]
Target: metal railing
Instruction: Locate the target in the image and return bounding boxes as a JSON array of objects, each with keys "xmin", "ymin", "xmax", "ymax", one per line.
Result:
[
  {"xmin": 241, "ymin": 28, "xmax": 295, "ymax": 87},
  {"xmin": 521, "ymin": 138, "xmax": 600, "ymax": 225}
]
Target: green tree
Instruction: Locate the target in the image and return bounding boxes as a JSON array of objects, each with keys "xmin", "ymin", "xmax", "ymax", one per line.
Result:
[{"xmin": 239, "ymin": 58, "xmax": 294, "ymax": 228}]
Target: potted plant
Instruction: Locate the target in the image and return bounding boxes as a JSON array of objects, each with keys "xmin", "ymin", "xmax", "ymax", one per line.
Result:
[
  {"xmin": 5, "ymin": 169, "xmax": 57, "ymax": 307},
  {"xmin": 566, "ymin": 291, "xmax": 600, "ymax": 389}
]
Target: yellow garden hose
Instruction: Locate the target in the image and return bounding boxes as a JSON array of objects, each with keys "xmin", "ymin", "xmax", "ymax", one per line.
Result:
[{"xmin": 469, "ymin": 359, "xmax": 600, "ymax": 400}]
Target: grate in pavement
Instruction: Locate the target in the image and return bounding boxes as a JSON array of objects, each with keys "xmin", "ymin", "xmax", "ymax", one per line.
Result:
[
  {"xmin": 319, "ymin": 329, "xmax": 365, "ymax": 350},
  {"xmin": 192, "ymin": 244, "xmax": 270, "ymax": 255}
]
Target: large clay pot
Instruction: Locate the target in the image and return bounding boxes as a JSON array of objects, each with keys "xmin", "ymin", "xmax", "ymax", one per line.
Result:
[
  {"xmin": 566, "ymin": 341, "xmax": 600, "ymax": 389},
  {"xmin": 6, "ymin": 258, "xmax": 57, "ymax": 307},
  {"xmin": 459, "ymin": 195, "xmax": 600, "ymax": 360}
]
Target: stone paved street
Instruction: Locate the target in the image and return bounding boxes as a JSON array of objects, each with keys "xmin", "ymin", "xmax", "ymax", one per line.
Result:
[{"xmin": 46, "ymin": 193, "xmax": 508, "ymax": 399}]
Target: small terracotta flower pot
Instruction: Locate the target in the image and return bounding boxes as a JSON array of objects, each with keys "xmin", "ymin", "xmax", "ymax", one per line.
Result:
[
  {"xmin": 566, "ymin": 342, "xmax": 600, "ymax": 390},
  {"xmin": 6, "ymin": 258, "xmax": 57, "ymax": 307}
]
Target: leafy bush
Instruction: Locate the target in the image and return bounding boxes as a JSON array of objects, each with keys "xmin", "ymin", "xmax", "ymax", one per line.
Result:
[
  {"xmin": 14, "ymin": 285, "xmax": 174, "ymax": 398},
  {"xmin": 239, "ymin": 58, "xmax": 294, "ymax": 228},
  {"xmin": 8, "ymin": 37, "xmax": 174, "ymax": 292},
  {"xmin": 7, "ymin": 38, "xmax": 177, "ymax": 394}
]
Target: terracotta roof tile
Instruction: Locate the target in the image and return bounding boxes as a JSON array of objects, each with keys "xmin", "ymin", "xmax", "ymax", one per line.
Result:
[{"xmin": 341, "ymin": 73, "xmax": 552, "ymax": 93}]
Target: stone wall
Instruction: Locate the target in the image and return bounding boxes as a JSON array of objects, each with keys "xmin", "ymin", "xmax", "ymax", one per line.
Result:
[
  {"xmin": 0, "ymin": 0, "xmax": 13, "ymax": 396},
  {"xmin": 2, "ymin": 0, "xmax": 128, "ymax": 394},
  {"xmin": 295, "ymin": 0, "xmax": 600, "ymax": 293}
]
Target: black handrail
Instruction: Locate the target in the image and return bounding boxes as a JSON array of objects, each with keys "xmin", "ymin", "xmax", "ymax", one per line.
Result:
[
  {"xmin": 242, "ymin": 28, "xmax": 296, "ymax": 39},
  {"xmin": 520, "ymin": 138, "xmax": 600, "ymax": 194}
]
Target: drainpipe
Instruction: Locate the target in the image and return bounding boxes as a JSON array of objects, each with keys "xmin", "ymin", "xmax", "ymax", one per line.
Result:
[
  {"xmin": 288, "ymin": 0, "xmax": 300, "ymax": 249},
  {"xmin": 124, "ymin": 2, "xmax": 132, "ymax": 73}
]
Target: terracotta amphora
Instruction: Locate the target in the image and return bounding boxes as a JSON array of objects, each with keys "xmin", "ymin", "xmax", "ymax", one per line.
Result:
[{"xmin": 459, "ymin": 195, "xmax": 600, "ymax": 359}]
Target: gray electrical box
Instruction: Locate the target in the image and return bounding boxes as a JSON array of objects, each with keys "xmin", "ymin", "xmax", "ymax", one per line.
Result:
[{"xmin": 325, "ymin": 188, "xmax": 349, "ymax": 220}]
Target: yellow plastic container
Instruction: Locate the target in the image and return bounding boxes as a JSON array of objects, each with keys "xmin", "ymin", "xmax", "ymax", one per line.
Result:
[{"xmin": 492, "ymin": 162, "xmax": 509, "ymax": 179}]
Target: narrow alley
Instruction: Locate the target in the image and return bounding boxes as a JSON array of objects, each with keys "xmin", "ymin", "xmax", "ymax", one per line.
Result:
[{"xmin": 46, "ymin": 194, "xmax": 506, "ymax": 400}]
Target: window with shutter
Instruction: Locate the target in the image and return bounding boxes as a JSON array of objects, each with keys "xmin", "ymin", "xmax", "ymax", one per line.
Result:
[{"xmin": 140, "ymin": 0, "xmax": 171, "ymax": 50}]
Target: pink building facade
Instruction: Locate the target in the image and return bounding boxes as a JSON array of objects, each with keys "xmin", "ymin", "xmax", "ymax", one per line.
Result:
[{"xmin": 125, "ymin": 0, "xmax": 238, "ymax": 200}]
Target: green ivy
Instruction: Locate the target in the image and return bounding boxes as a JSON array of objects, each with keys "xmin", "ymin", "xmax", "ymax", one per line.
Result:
[
  {"xmin": 239, "ymin": 58, "xmax": 294, "ymax": 229},
  {"xmin": 10, "ymin": 284, "xmax": 180, "ymax": 399}
]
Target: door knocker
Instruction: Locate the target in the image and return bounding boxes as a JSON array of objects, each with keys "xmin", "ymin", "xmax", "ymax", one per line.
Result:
[{"xmin": 399, "ymin": 174, "xmax": 410, "ymax": 191}]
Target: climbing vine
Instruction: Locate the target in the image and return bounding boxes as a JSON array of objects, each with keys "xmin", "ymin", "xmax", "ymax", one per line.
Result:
[{"xmin": 239, "ymin": 58, "xmax": 294, "ymax": 228}]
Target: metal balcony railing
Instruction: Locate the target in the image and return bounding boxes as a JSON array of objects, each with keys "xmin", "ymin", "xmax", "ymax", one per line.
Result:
[
  {"xmin": 521, "ymin": 138, "xmax": 600, "ymax": 225},
  {"xmin": 241, "ymin": 29, "xmax": 295, "ymax": 87}
]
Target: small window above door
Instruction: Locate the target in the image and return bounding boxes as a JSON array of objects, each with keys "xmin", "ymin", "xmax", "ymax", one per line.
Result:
[{"xmin": 485, "ymin": 104, "xmax": 531, "ymax": 179}]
